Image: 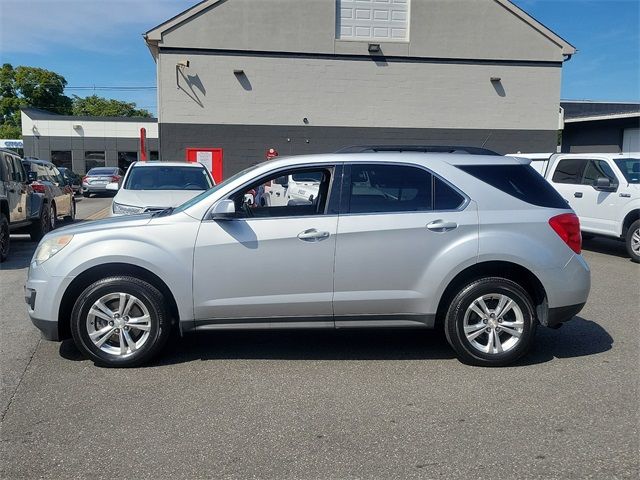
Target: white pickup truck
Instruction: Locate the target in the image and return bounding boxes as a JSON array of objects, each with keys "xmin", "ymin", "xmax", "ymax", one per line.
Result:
[{"xmin": 509, "ymin": 152, "xmax": 640, "ymax": 262}]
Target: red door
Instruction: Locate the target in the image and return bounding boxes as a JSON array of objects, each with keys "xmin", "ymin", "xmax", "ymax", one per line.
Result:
[{"xmin": 185, "ymin": 148, "xmax": 223, "ymax": 184}]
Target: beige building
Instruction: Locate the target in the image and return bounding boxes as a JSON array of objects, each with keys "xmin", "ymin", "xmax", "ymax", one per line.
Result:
[{"xmin": 145, "ymin": 0, "xmax": 575, "ymax": 175}]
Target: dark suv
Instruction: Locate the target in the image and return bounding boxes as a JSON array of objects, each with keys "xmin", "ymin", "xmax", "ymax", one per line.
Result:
[
  {"xmin": 22, "ymin": 158, "xmax": 76, "ymax": 229},
  {"xmin": 0, "ymin": 149, "xmax": 48, "ymax": 262}
]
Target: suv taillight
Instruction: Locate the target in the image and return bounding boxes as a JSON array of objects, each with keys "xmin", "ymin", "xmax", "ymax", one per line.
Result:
[
  {"xmin": 31, "ymin": 182, "xmax": 46, "ymax": 194},
  {"xmin": 549, "ymin": 213, "xmax": 581, "ymax": 254}
]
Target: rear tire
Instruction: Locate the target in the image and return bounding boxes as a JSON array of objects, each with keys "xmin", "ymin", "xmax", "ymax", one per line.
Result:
[
  {"xmin": 30, "ymin": 204, "xmax": 51, "ymax": 241},
  {"xmin": 64, "ymin": 200, "xmax": 76, "ymax": 222},
  {"xmin": 70, "ymin": 276, "xmax": 171, "ymax": 367},
  {"xmin": 50, "ymin": 204, "xmax": 57, "ymax": 230},
  {"xmin": 444, "ymin": 277, "xmax": 537, "ymax": 367},
  {"xmin": 625, "ymin": 219, "xmax": 640, "ymax": 263},
  {"xmin": 0, "ymin": 213, "xmax": 9, "ymax": 262}
]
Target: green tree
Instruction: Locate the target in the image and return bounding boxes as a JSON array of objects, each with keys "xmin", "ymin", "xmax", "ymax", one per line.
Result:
[
  {"xmin": 72, "ymin": 95, "xmax": 152, "ymax": 118},
  {"xmin": 0, "ymin": 64, "xmax": 73, "ymax": 137}
]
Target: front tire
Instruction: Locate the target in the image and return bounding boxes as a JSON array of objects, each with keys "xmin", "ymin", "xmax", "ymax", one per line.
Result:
[
  {"xmin": 70, "ymin": 276, "xmax": 171, "ymax": 367},
  {"xmin": 625, "ymin": 219, "xmax": 640, "ymax": 263},
  {"xmin": 444, "ymin": 277, "xmax": 537, "ymax": 367},
  {"xmin": 0, "ymin": 213, "xmax": 9, "ymax": 262}
]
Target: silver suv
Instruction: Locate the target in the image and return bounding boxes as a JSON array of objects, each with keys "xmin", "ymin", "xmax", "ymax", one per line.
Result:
[{"xmin": 26, "ymin": 153, "xmax": 590, "ymax": 367}]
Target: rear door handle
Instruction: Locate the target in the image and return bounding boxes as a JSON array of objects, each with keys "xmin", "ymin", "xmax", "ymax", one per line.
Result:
[
  {"xmin": 574, "ymin": 192, "xmax": 583, "ymax": 198},
  {"xmin": 426, "ymin": 220, "xmax": 458, "ymax": 232},
  {"xmin": 297, "ymin": 228, "xmax": 330, "ymax": 242}
]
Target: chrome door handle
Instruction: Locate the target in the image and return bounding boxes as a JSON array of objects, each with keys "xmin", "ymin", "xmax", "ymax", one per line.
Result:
[
  {"xmin": 297, "ymin": 228, "xmax": 330, "ymax": 242},
  {"xmin": 426, "ymin": 220, "xmax": 458, "ymax": 232}
]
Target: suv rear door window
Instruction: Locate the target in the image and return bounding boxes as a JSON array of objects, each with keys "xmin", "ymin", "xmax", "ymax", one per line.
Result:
[
  {"xmin": 552, "ymin": 159, "xmax": 588, "ymax": 184},
  {"xmin": 11, "ymin": 157, "xmax": 25, "ymax": 183},
  {"xmin": 347, "ymin": 164, "xmax": 433, "ymax": 214},
  {"xmin": 460, "ymin": 164, "xmax": 568, "ymax": 209}
]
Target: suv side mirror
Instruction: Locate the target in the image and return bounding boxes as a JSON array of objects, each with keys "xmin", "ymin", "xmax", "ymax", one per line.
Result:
[
  {"xmin": 594, "ymin": 177, "xmax": 617, "ymax": 192},
  {"xmin": 210, "ymin": 199, "xmax": 236, "ymax": 220},
  {"xmin": 27, "ymin": 171, "xmax": 38, "ymax": 183}
]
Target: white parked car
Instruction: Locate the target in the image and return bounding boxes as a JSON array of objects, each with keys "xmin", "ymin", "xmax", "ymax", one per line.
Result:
[
  {"xmin": 108, "ymin": 161, "xmax": 215, "ymax": 215},
  {"xmin": 509, "ymin": 152, "xmax": 640, "ymax": 262}
]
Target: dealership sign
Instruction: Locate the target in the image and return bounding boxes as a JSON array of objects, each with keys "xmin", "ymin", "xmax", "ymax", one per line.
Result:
[{"xmin": 0, "ymin": 139, "xmax": 23, "ymax": 149}]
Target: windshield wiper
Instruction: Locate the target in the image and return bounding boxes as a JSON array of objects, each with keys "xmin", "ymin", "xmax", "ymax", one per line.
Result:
[{"xmin": 151, "ymin": 207, "xmax": 175, "ymax": 217}]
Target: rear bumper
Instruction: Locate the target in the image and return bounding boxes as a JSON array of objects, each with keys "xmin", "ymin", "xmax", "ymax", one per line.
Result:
[
  {"xmin": 546, "ymin": 302, "xmax": 586, "ymax": 328},
  {"xmin": 83, "ymin": 184, "xmax": 109, "ymax": 192}
]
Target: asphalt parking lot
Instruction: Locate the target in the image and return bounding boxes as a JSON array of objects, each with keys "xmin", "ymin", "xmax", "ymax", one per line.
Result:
[{"xmin": 1, "ymin": 198, "xmax": 638, "ymax": 480}]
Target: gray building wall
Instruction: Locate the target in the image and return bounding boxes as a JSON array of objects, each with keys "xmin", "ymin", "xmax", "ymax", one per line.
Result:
[
  {"xmin": 150, "ymin": 0, "xmax": 571, "ymax": 175},
  {"xmin": 160, "ymin": 0, "xmax": 564, "ymax": 61},
  {"xmin": 561, "ymin": 117, "xmax": 640, "ymax": 154}
]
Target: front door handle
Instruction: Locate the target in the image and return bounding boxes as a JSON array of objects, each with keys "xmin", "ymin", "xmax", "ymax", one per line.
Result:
[
  {"xmin": 297, "ymin": 228, "xmax": 330, "ymax": 242},
  {"xmin": 574, "ymin": 192, "xmax": 583, "ymax": 198},
  {"xmin": 426, "ymin": 220, "xmax": 458, "ymax": 232}
]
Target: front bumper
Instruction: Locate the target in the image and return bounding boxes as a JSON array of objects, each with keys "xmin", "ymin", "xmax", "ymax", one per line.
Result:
[{"xmin": 26, "ymin": 262, "xmax": 74, "ymax": 342}]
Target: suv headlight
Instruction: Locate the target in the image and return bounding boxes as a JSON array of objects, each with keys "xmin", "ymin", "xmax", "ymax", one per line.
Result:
[
  {"xmin": 35, "ymin": 235, "xmax": 73, "ymax": 265},
  {"xmin": 112, "ymin": 202, "xmax": 144, "ymax": 215}
]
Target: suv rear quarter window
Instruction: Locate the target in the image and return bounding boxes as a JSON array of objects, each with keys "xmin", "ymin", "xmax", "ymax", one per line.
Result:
[{"xmin": 460, "ymin": 164, "xmax": 568, "ymax": 209}]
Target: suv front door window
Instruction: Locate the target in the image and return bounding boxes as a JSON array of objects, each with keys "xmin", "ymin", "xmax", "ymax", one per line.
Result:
[{"xmin": 192, "ymin": 165, "xmax": 339, "ymax": 323}]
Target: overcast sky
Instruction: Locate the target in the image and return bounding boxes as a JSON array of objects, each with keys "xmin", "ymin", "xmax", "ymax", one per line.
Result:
[{"xmin": 1, "ymin": 0, "xmax": 638, "ymax": 116}]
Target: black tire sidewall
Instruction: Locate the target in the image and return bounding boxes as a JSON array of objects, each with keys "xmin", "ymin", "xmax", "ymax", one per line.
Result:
[
  {"xmin": 625, "ymin": 220, "xmax": 640, "ymax": 263},
  {"xmin": 445, "ymin": 278, "xmax": 537, "ymax": 367},
  {"xmin": 50, "ymin": 204, "xmax": 57, "ymax": 230},
  {"xmin": 0, "ymin": 214, "xmax": 9, "ymax": 261},
  {"xmin": 70, "ymin": 276, "xmax": 169, "ymax": 367},
  {"xmin": 30, "ymin": 204, "xmax": 50, "ymax": 241}
]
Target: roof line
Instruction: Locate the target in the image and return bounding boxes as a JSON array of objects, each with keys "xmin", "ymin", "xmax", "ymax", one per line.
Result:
[
  {"xmin": 145, "ymin": 0, "xmax": 224, "ymax": 42},
  {"xmin": 564, "ymin": 112, "xmax": 640, "ymax": 123},
  {"xmin": 145, "ymin": 0, "xmax": 576, "ymax": 56},
  {"xmin": 494, "ymin": 0, "xmax": 576, "ymax": 55}
]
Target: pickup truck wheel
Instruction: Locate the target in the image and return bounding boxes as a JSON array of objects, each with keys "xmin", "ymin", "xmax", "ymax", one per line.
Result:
[
  {"xmin": 70, "ymin": 276, "xmax": 171, "ymax": 367},
  {"xmin": 64, "ymin": 200, "xmax": 76, "ymax": 222},
  {"xmin": 29, "ymin": 204, "xmax": 51, "ymax": 241},
  {"xmin": 444, "ymin": 277, "xmax": 537, "ymax": 367},
  {"xmin": 0, "ymin": 214, "xmax": 9, "ymax": 262},
  {"xmin": 626, "ymin": 219, "xmax": 640, "ymax": 263}
]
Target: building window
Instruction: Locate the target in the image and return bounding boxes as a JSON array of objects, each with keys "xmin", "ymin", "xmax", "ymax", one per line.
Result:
[
  {"xmin": 51, "ymin": 151, "xmax": 73, "ymax": 170},
  {"xmin": 336, "ymin": 0, "xmax": 409, "ymax": 42},
  {"xmin": 150, "ymin": 151, "xmax": 159, "ymax": 161},
  {"xmin": 85, "ymin": 151, "xmax": 106, "ymax": 171},
  {"xmin": 118, "ymin": 151, "xmax": 137, "ymax": 171}
]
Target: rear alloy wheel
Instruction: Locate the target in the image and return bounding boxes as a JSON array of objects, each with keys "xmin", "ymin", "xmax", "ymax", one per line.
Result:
[
  {"xmin": 30, "ymin": 204, "xmax": 51, "ymax": 241},
  {"xmin": 625, "ymin": 219, "xmax": 640, "ymax": 263},
  {"xmin": 0, "ymin": 213, "xmax": 9, "ymax": 262},
  {"xmin": 71, "ymin": 276, "xmax": 171, "ymax": 367},
  {"xmin": 445, "ymin": 277, "xmax": 537, "ymax": 367}
]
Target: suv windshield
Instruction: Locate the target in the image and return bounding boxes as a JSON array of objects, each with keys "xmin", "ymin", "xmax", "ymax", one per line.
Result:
[
  {"xmin": 124, "ymin": 166, "xmax": 213, "ymax": 191},
  {"xmin": 614, "ymin": 158, "xmax": 640, "ymax": 184}
]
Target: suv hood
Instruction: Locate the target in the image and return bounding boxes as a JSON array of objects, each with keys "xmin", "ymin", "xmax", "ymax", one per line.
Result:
[
  {"xmin": 52, "ymin": 213, "xmax": 153, "ymax": 236},
  {"xmin": 114, "ymin": 189, "xmax": 203, "ymax": 210}
]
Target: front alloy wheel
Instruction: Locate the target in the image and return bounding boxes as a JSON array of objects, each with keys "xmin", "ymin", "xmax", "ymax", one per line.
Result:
[
  {"xmin": 71, "ymin": 276, "xmax": 171, "ymax": 367},
  {"xmin": 445, "ymin": 277, "xmax": 536, "ymax": 366}
]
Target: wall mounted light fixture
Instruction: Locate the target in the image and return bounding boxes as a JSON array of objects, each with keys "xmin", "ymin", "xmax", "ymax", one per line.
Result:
[{"xmin": 368, "ymin": 43, "xmax": 381, "ymax": 53}]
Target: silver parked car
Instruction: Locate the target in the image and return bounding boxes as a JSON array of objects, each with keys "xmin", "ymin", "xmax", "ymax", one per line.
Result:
[{"xmin": 26, "ymin": 153, "xmax": 590, "ymax": 367}]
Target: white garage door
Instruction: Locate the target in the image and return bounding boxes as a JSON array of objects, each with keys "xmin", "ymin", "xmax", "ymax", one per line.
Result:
[
  {"xmin": 337, "ymin": 0, "xmax": 410, "ymax": 41},
  {"xmin": 623, "ymin": 128, "xmax": 639, "ymax": 153}
]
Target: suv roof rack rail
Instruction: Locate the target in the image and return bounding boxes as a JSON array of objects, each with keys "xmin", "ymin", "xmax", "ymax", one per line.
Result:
[{"xmin": 335, "ymin": 145, "xmax": 500, "ymax": 156}]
